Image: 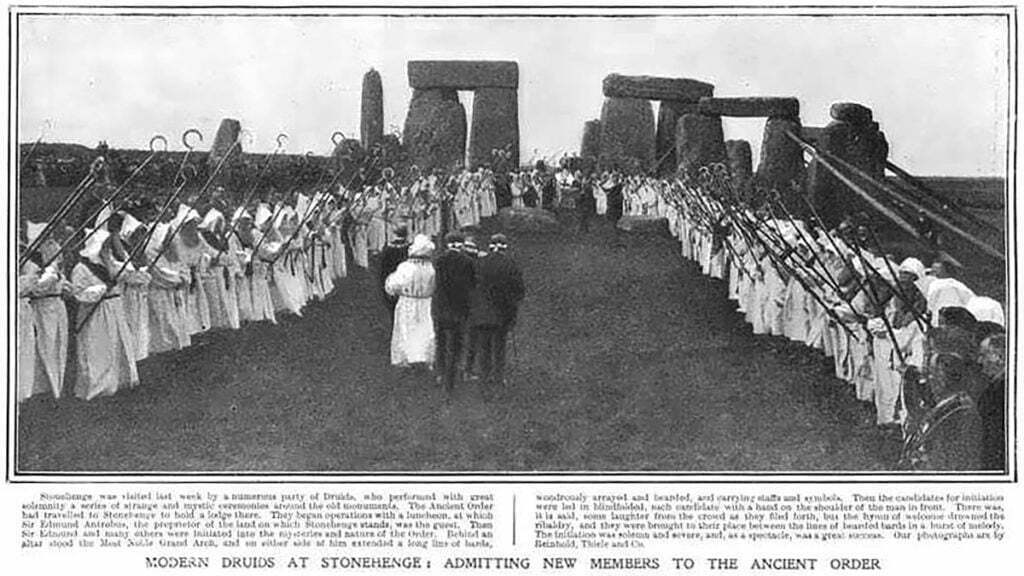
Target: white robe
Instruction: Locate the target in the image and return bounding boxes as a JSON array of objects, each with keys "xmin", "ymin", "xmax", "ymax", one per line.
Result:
[
  {"xmin": 122, "ymin": 268, "xmax": 152, "ymax": 361},
  {"xmin": 27, "ymin": 264, "xmax": 69, "ymax": 398},
  {"xmin": 385, "ymin": 258, "xmax": 436, "ymax": 366},
  {"xmin": 147, "ymin": 260, "xmax": 191, "ymax": 355},
  {"xmin": 71, "ymin": 262, "xmax": 138, "ymax": 400},
  {"xmin": 17, "ymin": 273, "xmax": 39, "ymax": 402}
]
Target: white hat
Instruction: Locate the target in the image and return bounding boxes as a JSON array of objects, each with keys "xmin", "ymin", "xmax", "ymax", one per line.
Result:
[
  {"xmin": 966, "ymin": 296, "xmax": 1004, "ymax": 327},
  {"xmin": 172, "ymin": 203, "xmax": 200, "ymax": 229},
  {"xmin": 254, "ymin": 203, "xmax": 273, "ymax": 228},
  {"xmin": 295, "ymin": 193, "xmax": 311, "ymax": 217},
  {"xmin": 408, "ymin": 234, "xmax": 434, "ymax": 258},
  {"xmin": 200, "ymin": 208, "xmax": 225, "ymax": 232},
  {"xmin": 119, "ymin": 212, "xmax": 144, "ymax": 241},
  {"xmin": 26, "ymin": 221, "xmax": 46, "ymax": 245},
  {"xmin": 145, "ymin": 222, "xmax": 171, "ymax": 263},
  {"xmin": 897, "ymin": 257, "xmax": 926, "ymax": 279},
  {"xmin": 232, "ymin": 206, "xmax": 253, "ymax": 224},
  {"xmin": 79, "ymin": 228, "xmax": 110, "ymax": 262}
]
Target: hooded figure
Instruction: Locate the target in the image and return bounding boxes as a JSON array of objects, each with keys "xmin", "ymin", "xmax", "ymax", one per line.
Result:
[
  {"xmin": 146, "ymin": 221, "xmax": 192, "ymax": 355},
  {"xmin": 71, "ymin": 228, "xmax": 139, "ymax": 399},
  {"xmin": 199, "ymin": 207, "xmax": 240, "ymax": 330},
  {"xmin": 384, "ymin": 234, "xmax": 436, "ymax": 367},
  {"xmin": 117, "ymin": 211, "xmax": 153, "ymax": 361},
  {"xmin": 23, "ymin": 221, "xmax": 70, "ymax": 399}
]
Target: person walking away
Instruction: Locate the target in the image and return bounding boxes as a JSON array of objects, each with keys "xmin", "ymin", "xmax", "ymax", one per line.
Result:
[
  {"xmin": 469, "ymin": 234, "xmax": 525, "ymax": 394},
  {"xmin": 432, "ymin": 232, "xmax": 476, "ymax": 395},
  {"xmin": 385, "ymin": 234, "xmax": 437, "ymax": 369}
]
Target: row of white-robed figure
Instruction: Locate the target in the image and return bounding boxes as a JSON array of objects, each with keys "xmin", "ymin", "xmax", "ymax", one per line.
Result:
[{"xmin": 16, "ymin": 190, "xmax": 363, "ymax": 404}]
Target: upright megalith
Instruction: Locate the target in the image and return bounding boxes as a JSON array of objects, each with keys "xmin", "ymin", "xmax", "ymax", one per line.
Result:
[
  {"xmin": 675, "ymin": 113, "xmax": 727, "ymax": 176},
  {"xmin": 581, "ymin": 120, "xmax": 602, "ymax": 161},
  {"xmin": 809, "ymin": 102, "xmax": 889, "ymax": 227},
  {"xmin": 468, "ymin": 87, "xmax": 519, "ymax": 168},
  {"xmin": 599, "ymin": 97, "xmax": 656, "ymax": 171},
  {"xmin": 209, "ymin": 118, "xmax": 243, "ymax": 191},
  {"xmin": 726, "ymin": 139, "xmax": 753, "ymax": 193},
  {"xmin": 404, "ymin": 60, "xmax": 520, "ymax": 171},
  {"xmin": 209, "ymin": 118, "xmax": 242, "ymax": 169},
  {"xmin": 603, "ymin": 74, "xmax": 714, "ymax": 101},
  {"xmin": 360, "ymin": 69, "xmax": 384, "ymax": 151},
  {"xmin": 656, "ymin": 101, "xmax": 698, "ymax": 175},
  {"xmin": 403, "ymin": 88, "xmax": 467, "ymax": 171},
  {"xmin": 756, "ymin": 117, "xmax": 805, "ymax": 204}
]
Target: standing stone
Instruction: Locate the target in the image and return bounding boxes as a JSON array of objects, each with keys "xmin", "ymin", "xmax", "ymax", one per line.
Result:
[
  {"xmin": 403, "ymin": 88, "xmax": 467, "ymax": 172},
  {"xmin": 468, "ymin": 87, "xmax": 519, "ymax": 169},
  {"xmin": 360, "ymin": 69, "xmax": 384, "ymax": 151},
  {"xmin": 725, "ymin": 139, "xmax": 753, "ymax": 194},
  {"xmin": 209, "ymin": 118, "xmax": 242, "ymax": 169},
  {"xmin": 656, "ymin": 101, "xmax": 698, "ymax": 175},
  {"xmin": 599, "ymin": 97, "xmax": 655, "ymax": 172},
  {"xmin": 675, "ymin": 113, "xmax": 727, "ymax": 176},
  {"xmin": 581, "ymin": 120, "xmax": 601, "ymax": 160},
  {"xmin": 208, "ymin": 118, "xmax": 242, "ymax": 193},
  {"xmin": 756, "ymin": 117, "xmax": 805, "ymax": 206}
]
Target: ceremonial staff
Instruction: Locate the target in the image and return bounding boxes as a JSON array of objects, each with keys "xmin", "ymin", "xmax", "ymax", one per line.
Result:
[
  {"xmin": 74, "ymin": 163, "xmax": 200, "ymax": 334},
  {"xmin": 885, "ymin": 160, "xmax": 1001, "ymax": 235},
  {"xmin": 20, "ymin": 156, "xmax": 104, "ymax": 267},
  {"xmin": 41, "ymin": 135, "xmax": 169, "ymax": 269},
  {"xmin": 210, "ymin": 133, "xmax": 289, "ymax": 262},
  {"xmin": 147, "ymin": 130, "xmax": 245, "ymax": 266},
  {"xmin": 170, "ymin": 128, "xmax": 203, "ymax": 188}
]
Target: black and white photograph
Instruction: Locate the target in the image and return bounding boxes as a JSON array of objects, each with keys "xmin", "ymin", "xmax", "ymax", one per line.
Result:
[{"xmin": 8, "ymin": 4, "xmax": 1014, "ymax": 476}]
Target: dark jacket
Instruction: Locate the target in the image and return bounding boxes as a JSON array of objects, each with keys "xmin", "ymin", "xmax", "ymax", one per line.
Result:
[
  {"xmin": 432, "ymin": 249, "xmax": 476, "ymax": 326},
  {"xmin": 379, "ymin": 240, "xmax": 409, "ymax": 305},
  {"xmin": 470, "ymin": 251, "xmax": 525, "ymax": 328}
]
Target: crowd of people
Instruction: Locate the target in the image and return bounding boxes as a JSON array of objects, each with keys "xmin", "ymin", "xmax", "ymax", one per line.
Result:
[
  {"xmin": 589, "ymin": 166, "xmax": 1005, "ymax": 472},
  {"xmin": 16, "ymin": 140, "xmax": 1007, "ymax": 472},
  {"xmin": 17, "ymin": 152, "xmax": 519, "ymax": 406}
]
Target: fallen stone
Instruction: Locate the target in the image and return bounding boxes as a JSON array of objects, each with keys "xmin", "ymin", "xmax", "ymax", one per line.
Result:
[
  {"xmin": 675, "ymin": 113, "xmax": 727, "ymax": 175},
  {"xmin": 697, "ymin": 97, "xmax": 799, "ymax": 119},
  {"xmin": 468, "ymin": 87, "xmax": 519, "ymax": 169},
  {"xmin": 603, "ymin": 74, "xmax": 714, "ymax": 102},
  {"xmin": 830, "ymin": 102, "xmax": 873, "ymax": 126},
  {"xmin": 497, "ymin": 206, "xmax": 560, "ymax": 233},
  {"xmin": 403, "ymin": 88, "xmax": 467, "ymax": 171},
  {"xmin": 408, "ymin": 60, "xmax": 518, "ymax": 89},
  {"xmin": 617, "ymin": 215, "xmax": 670, "ymax": 236},
  {"xmin": 599, "ymin": 97, "xmax": 656, "ymax": 171},
  {"xmin": 360, "ymin": 69, "xmax": 384, "ymax": 150}
]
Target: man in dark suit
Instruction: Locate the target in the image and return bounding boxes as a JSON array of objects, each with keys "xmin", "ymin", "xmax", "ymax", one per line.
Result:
[
  {"xmin": 432, "ymin": 232, "xmax": 476, "ymax": 395},
  {"xmin": 469, "ymin": 234, "xmax": 525, "ymax": 392},
  {"xmin": 378, "ymin": 226, "xmax": 409, "ymax": 317}
]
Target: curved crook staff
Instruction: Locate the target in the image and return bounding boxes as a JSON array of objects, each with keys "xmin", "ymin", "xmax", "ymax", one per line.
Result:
[
  {"xmin": 19, "ymin": 156, "xmax": 103, "ymax": 267},
  {"xmin": 170, "ymin": 128, "xmax": 203, "ymax": 188},
  {"xmin": 41, "ymin": 135, "xmax": 168, "ymax": 269},
  {"xmin": 75, "ymin": 163, "xmax": 199, "ymax": 334}
]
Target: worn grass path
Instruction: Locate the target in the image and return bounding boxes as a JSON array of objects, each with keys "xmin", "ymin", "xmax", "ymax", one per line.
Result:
[{"xmin": 17, "ymin": 219, "xmax": 892, "ymax": 472}]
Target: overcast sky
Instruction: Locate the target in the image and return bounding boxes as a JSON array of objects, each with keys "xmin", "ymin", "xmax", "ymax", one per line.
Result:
[{"xmin": 18, "ymin": 13, "xmax": 1009, "ymax": 176}]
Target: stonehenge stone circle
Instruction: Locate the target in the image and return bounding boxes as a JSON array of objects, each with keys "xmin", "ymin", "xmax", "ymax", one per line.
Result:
[{"xmin": 403, "ymin": 60, "xmax": 520, "ymax": 171}]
